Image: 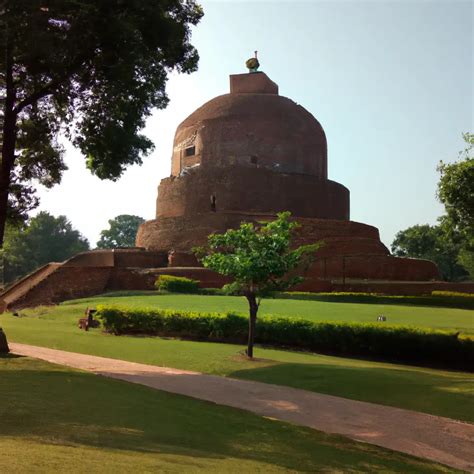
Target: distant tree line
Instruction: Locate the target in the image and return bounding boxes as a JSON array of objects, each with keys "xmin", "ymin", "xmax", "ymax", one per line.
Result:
[{"xmin": 1, "ymin": 213, "xmax": 144, "ymax": 285}]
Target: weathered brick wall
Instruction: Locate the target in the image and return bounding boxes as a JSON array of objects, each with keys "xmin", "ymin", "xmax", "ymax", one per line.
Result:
[
  {"xmin": 303, "ymin": 255, "xmax": 439, "ymax": 281},
  {"xmin": 172, "ymin": 89, "xmax": 328, "ymax": 179},
  {"xmin": 113, "ymin": 250, "xmax": 168, "ymax": 268},
  {"xmin": 156, "ymin": 167, "xmax": 349, "ymax": 220},
  {"xmin": 10, "ymin": 266, "xmax": 113, "ymax": 309},
  {"xmin": 137, "ymin": 214, "xmax": 382, "ymax": 253}
]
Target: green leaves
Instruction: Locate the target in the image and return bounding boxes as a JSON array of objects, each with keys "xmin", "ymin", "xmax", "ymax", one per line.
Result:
[
  {"xmin": 96, "ymin": 214, "xmax": 145, "ymax": 249},
  {"xmin": 437, "ymin": 132, "xmax": 474, "ymax": 239},
  {"xmin": 196, "ymin": 212, "xmax": 320, "ymax": 297},
  {"xmin": 95, "ymin": 305, "xmax": 473, "ymax": 371},
  {"xmin": 2, "ymin": 212, "xmax": 89, "ymax": 283},
  {"xmin": 0, "ymin": 0, "xmax": 203, "ymax": 239}
]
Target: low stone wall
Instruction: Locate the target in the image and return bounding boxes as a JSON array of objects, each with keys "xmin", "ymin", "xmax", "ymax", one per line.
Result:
[{"xmin": 9, "ymin": 266, "xmax": 113, "ymax": 309}]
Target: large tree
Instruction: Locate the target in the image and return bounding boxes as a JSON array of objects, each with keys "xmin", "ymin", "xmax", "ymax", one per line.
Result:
[
  {"xmin": 2, "ymin": 211, "xmax": 89, "ymax": 284},
  {"xmin": 195, "ymin": 212, "xmax": 318, "ymax": 358},
  {"xmin": 0, "ymin": 1, "xmax": 203, "ymax": 245},
  {"xmin": 437, "ymin": 133, "xmax": 474, "ymax": 240},
  {"xmin": 391, "ymin": 223, "xmax": 468, "ymax": 281},
  {"xmin": 97, "ymin": 214, "xmax": 145, "ymax": 249}
]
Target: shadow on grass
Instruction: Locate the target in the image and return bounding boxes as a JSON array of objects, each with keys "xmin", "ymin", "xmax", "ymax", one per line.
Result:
[
  {"xmin": 0, "ymin": 358, "xmax": 449, "ymax": 473},
  {"xmin": 229, "ymin": 360, "xmax": 474, "ymax": 423}
]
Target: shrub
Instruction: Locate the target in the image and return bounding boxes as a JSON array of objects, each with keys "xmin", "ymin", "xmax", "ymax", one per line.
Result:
[
  {"xmin": 276, "ymin": 291, "xmax": 474, "ymax": 310},
  {"xmin": 432, "ymin": 290, "xmax": 474, "ymax": 298},
  {"xmin": 155, "ymin": 275, "xmax": 199, "ymax": 293},
  {"xmin": 96, "ymin": 305, "xmax": 474, "ymax": 371}
]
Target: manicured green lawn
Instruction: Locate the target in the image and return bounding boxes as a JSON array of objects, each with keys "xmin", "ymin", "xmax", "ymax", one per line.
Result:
[
  {"xmin": 2, "ymin": 295, "xmax": 473, "ymax": 422},
  {"xmin": 67, "ymin": 292, "xmax": 474, "ymax": 335},
  {"xmin": 0, "ymin": 355, "xmax": 456, "ymax": 473}
]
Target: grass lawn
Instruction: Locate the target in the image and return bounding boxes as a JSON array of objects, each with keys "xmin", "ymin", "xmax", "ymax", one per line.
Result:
[
  {"xmin": 68, "ymin": 292, "xmax": 474, "ymax": 335},
  {"xmin": 0, "ymin": 355, "xmax": 456, "ymax": 473},
  {"xmin": 2, "ymin": 294, "xmax": 473, "ymax": 423}
]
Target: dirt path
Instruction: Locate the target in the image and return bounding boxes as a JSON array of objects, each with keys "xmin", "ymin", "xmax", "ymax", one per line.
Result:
[{"xmin": 10, "ymin": 342, "xmax": 474, "ymax": 472}]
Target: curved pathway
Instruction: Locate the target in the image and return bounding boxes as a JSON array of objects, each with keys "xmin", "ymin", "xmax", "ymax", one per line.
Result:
[{"xmin": 10, "ymin": 343, "xmax": 474, "ymax": 472}]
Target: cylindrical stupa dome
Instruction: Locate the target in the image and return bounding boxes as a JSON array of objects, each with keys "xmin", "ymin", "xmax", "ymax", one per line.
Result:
[{"xmin": 171, "ymin": 72, "xmax": 328, "ymax": 178}]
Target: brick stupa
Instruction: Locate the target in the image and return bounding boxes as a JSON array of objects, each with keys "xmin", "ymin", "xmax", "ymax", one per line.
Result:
[
  {"xmin": 136, "ymin": 71, "xmax": 439, "ymax": 290},
  {"xmin": 3, "ymin": 70, "xmax": 472, "ymax": 311}
]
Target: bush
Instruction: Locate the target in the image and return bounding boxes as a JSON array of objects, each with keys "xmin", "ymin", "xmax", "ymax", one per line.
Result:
[
  {"xmin": 155, "ymin": 275, "xmax": 199, "ymax": 293},
  {"xmin": 432, "ymin": 290, "xmax": 474, "ymax": 298},
  {"xmin": 96, "ymin": 305, "xmax": 474, "ymax": 371},
  {"xmin": 276, "ymin": 291, "xmax": 474, "ymax": 310}
]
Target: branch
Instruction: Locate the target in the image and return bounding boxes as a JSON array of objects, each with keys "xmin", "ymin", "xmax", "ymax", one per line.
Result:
[
  {"xmin": 12, "ymin": 52, "xmax": 91, "ymax": 115},
  {"xmin": 12, "ymin": 80, "xmax": 58, "ymax": 114}
]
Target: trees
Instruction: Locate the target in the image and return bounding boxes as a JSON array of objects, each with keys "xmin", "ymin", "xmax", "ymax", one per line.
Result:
[
  {"xmin": 195, "ymin": 212, "xmax": 319, "ymax": 358},
  {"xmin": 97, "ymin": 214, "xmax": 145, "ymax": 249},
  {"xmin": 2, "ymin": 211, "xmax": 89, "ymax": 284},
  {"xmin": 437, "ymin": 133, "xmax": 474, "ymax": 240},
  {"xmin": 391, "ymin": 133, "xmax": 473, "ymax": 280},
  {"xmin": 391, "ymin": 223, "xmax": 468, "ymax": 281},
  {"xmin": 0, "ymin": 1, "xmax": 203, "ymax": 246}
]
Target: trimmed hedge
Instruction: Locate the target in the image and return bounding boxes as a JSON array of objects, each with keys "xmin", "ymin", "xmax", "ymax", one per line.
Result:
[
  {"xmin": 96, "ymin": 305, "xmax": 474, "ymax": 371},
  {"xmin": 275, "ymin": 291, "xmax": 474, "ymax": 310},
  {"xmin": 155, "ymin": 275, "xmax": 199, "ymax": 293}
]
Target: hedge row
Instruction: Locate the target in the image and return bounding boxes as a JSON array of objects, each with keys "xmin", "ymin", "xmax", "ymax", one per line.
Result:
[
  {"xmin": 275, "ymin": 291, "xmax": 474, "ymax": 310},
  {"xmin": 96, "ymin": 305, "xmax": 474, "ymax": 371},
  {"xmin": 155, "ymin": 275, "xmax": 200, "ymax": 293}
]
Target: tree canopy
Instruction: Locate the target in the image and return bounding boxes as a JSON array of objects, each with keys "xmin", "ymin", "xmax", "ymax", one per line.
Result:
[
  {"xmin": 97, "ymin": 214, "xmax": 145, "ymax": 249},
  {"xmin": 0, "ymin": 0, "xmax": 203, "ymax": 245},
  {"xmin": 2, "ymin": 211, "xmax": 89, "ymax": 284},
  {"xmin": 437, "ymin": 133, "xmax": 473, "ymax": 241},
  {"xmin": 391, "ymin": 133, "xmax": 473, "ymax": 281},
  {"xmin": 391, "ymin": 223, "xmax": 468, "ymax": 281},
  {"xmin": 195, "ymin": 212, "xmax": 319, "ymax": 357}
]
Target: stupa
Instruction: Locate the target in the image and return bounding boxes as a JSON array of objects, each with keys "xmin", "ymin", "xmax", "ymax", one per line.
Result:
[
  {"xmin": 4, "ymin": 62, "xmax": 472, "ymax": 311},
  {"xmin": 135, "ymin": 66, "xmax": 439, "ymax": 290}
]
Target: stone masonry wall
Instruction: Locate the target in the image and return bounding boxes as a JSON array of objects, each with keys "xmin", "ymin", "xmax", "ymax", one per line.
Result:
[{"xmin": 156, "ymin": 167, "xmax": 349, "ymax": 220}]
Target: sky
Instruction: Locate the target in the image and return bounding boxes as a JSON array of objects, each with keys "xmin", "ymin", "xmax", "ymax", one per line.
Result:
[{"xmin": 35, "ymin": 0, "xmax": 473, "ymax": 249}]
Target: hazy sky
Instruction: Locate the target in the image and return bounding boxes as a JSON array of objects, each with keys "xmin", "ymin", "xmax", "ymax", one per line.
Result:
[{"xmin": 36, "ymin": 0, "xmax": 473, "ymax": 248}]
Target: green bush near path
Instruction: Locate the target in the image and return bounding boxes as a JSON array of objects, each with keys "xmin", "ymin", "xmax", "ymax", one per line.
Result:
[{"xmin": 96, "ymin": 305, "xmax": 474, "ymax": 371}]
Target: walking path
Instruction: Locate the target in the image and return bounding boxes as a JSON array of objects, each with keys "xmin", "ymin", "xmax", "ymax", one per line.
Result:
[{"xmin": 10, "ymin": 342, "xmax": 474, "ymax": 472}]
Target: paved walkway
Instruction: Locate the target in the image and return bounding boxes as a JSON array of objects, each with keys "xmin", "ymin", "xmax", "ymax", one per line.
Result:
[{"xmin": 10, "ymin": 343, "xmax": 474, "ymax": 472}]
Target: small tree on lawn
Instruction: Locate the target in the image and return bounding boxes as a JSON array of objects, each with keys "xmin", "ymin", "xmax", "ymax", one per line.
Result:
[{"xmin": 195, "ymin": 212, "xmax": 319, "ymax": 358}]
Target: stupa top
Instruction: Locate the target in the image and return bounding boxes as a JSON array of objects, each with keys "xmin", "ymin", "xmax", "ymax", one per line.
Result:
[{"xmin": 229, "ymin": 72, "xmax": 279, "ymax": 94}]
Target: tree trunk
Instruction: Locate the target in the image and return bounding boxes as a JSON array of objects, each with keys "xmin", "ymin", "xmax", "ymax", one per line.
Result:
[
  {"xmin": 246, "ymin": 293, "xmax": 258, "ymax": 358},
  {"xmin": 0, "ymin": 328, "xmax": 9, "ymax": 353},
  {"xmin": 0, "ymin": 28, "xmax": 17, "ymax": 249}
]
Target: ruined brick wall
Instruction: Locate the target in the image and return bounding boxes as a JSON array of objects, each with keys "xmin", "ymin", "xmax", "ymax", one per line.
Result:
[
  {"xmin": 112, "ymin": 250, "xmax": 168, "ymax": 268},
  {"xmin": 137, "ymin": 214, "xmax": 381, "ymax": 253},
  {"xmin": 64, "ymin": 251, "xmax": 115, "ymax": 267},
  {"xmin": 10, "ymin": 266, "xmax": 113, "ymax": 309},
  {"xmin": 156, "ymin": 167, "xmax": 349, "ymax": 220},
  {"xmin": 303, "ymin": 255, "xmax": 439, "ymax": 282}
]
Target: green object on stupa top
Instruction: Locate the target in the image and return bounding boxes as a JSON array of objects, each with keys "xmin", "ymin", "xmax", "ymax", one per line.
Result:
[{"xmin": 246, "ymin": 51, "xmax": 260, "ymax": 73}]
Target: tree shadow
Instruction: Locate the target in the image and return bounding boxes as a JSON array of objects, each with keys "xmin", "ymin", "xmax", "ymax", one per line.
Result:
[
  {"xmin": 229, "ymin": 360, "xmax": 473, "ymax": 423},
  {"xmin": 0, "ymin": 360, "xmax": 447, "ymax": 472}
]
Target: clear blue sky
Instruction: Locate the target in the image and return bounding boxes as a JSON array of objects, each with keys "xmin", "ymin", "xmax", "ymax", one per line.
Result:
[{"xmin": 37, "ymin": 0, "xmax": 473, "ymax": 248}]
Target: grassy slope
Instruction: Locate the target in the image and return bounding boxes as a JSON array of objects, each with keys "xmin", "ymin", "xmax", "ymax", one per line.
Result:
[
  {"xmin": 0, "ymin": 355, "xmax": 455, "ymax": 473},
  {"xmin": 2, "ymin": 296, "xmax": 473, "ymax": 423},
  {"xmin": 69, "ymin": 292, "xmax": 474, "ymax": 335}
]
